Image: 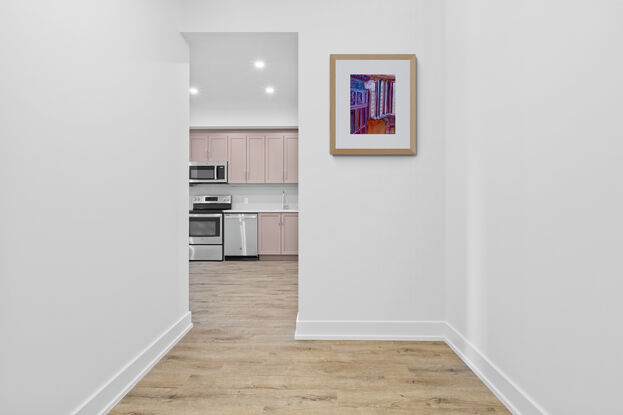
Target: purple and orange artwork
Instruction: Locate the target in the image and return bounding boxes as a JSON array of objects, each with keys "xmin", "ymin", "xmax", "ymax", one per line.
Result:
[{"xmin": 350, "ymin": 74, "xmax": 396, "ymax": 134}]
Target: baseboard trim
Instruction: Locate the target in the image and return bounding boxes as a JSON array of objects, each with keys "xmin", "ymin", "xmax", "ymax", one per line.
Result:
[
  {"xmin": 294, "ymin": 315, "xmax": 545, "ymax": 415},
  {"xmin": 294, "ymin": 314, "xmax": 446, "ymax": 341},
  {"xmin": 259, "ymin": 255, "xmax": 298, "ymax": 261},
  {"xmin": 71, "ymin": 311, "xmax": 193, "ymax": 415},
  {"xmin": 69, "ymin": 313, "xmax": 543, "ymax": 415},
  {"xmin": 444, "ymin": 323, "xmax": 547, "ymax": 415}
]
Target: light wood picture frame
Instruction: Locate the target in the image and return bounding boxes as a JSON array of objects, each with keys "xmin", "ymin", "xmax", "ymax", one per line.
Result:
[{"xmin": 330, "ymin": 54, "xmax": 416, "ymax": 155}]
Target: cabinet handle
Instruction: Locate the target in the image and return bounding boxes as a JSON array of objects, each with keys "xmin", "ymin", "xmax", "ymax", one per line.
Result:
[{"xmin": 284, "ymin": 140, "xmax": 288, "ymax": 181}]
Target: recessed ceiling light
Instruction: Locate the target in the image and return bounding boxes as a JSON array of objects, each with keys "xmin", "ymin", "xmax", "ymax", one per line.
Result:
[
  {"xmin": 265, "ymin": 86, "xmax": 275, "ymax": 95},
  {"xmin": 254, "ymin": 60, "xmax": 266, "ymax": 69},
  {"xmin": 189, "ymin": 87, "xmax": 199, "ymax": 95}
]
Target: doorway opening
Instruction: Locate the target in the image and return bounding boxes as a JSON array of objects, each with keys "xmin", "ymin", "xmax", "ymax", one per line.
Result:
[{"xmin": 183, "ymin": 32, "xmax": 299, "ymax": 334}]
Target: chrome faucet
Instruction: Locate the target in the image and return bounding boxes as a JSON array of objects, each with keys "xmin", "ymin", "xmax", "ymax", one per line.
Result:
[{"xmin": 281, "ymin": 189, "xmax": 289, "ymax": 210}]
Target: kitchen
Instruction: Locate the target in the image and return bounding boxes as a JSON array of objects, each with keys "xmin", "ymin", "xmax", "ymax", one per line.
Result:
[{"xmin": 185, "ymin": 33, "xmax": 299, "ymax": 263}]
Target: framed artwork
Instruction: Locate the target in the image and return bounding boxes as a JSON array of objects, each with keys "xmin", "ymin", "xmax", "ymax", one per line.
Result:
[{"xmin": 330, "ymin": 54, "xmax": 416, "ymax": 155}]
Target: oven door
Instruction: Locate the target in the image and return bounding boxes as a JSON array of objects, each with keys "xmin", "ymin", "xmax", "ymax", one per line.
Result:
[{"xmin": 189, "ymin": 213, "xmax": 223, "ymax": 244}]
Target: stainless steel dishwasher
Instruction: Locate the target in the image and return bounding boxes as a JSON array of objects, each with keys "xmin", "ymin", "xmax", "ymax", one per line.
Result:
[{"xmin": 224, "ymin": 213, "xmax": 258, "ymax": 259}]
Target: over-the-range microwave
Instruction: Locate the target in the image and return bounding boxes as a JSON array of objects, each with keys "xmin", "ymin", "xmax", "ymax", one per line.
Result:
[{"xmin": 189, "ymin": 161, "xmax": 228, "ymax": 184}]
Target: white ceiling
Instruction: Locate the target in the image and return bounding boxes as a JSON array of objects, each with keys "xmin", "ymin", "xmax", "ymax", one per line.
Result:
[{"xmin": 183, "ymin": 32, "xmax": 298, "ymax": 127}]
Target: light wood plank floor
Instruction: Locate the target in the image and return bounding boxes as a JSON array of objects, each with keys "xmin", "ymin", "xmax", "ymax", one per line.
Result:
[{"xmin": 111, "ymin": 261, "xmax": 509, "ymax": 414}]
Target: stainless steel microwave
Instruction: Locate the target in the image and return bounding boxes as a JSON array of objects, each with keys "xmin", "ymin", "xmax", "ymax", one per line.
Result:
[{"xmin": 189, "ymin": 161, "xmax": 228, "ymax": 184}]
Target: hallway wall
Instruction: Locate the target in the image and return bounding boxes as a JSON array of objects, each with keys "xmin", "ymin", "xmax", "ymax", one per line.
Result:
[
  {"xmin": 0, "ymin": 1, "xmax": 190, "ymax": 414},
  {"xmin": 445, "ymin": 1, "xmax": 623, "ymax": 413},
  {"xmin": 2, "ymin": 1, "xmax": 621, "ymax": 414},
  {"xmin": 180, "ymin": 0, "xmax": 447, "ymax": 335}
]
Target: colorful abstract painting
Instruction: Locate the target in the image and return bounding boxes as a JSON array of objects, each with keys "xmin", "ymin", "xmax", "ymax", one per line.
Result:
[
  {"xmin": 331, "ymin": 54, "xmax": 415, "ymax": 154},
  {"xmin": 350, "ymin": 74, "xmax": 396, "ymax": 134}
]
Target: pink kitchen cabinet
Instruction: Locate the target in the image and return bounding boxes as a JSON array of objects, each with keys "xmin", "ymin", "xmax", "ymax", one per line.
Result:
[
  {"xmin": 265, "ymin": 135, "xmax": 284, "ymax": 183},
  {"xmin": 190, "ymin": 133, "xmax": 208, "ymax": 161},
  {"xmin": 246, "ymin": 136, "xmax": 266, "ymax": 183},
  {"xmin": 258, "ymin": 212, "xmax": 298, "ymax": 256},
  {"xmin": 284, "ymin": 134, "xmax": 298, "ymax": 183},
  {"xmin": 258, "ymin": 213, "xmax": 282, "ymax": 254},
  {"xmin": 228, "ymin": 135, "xmax": 247, "ymax": 183},
  {"xmin": 281, "ymin": 213, "xmax": 299, "ymax": 255},
  {"xmin": 207, "ymin": 135, "xmax": 228, "ymax": 162},
  {"xmin": 191, "ymin": 130, "xmax": 298, "ymax": 183}
]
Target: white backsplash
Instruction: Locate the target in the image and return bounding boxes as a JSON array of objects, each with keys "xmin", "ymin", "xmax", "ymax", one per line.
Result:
[{"xmin": 189, "ymin": 183, "xmax": 298, "ymax": 210}]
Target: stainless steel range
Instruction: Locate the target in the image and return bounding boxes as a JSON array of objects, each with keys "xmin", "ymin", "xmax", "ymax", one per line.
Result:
[{"xmin": 189, "ymin": 195, "xmax": 231, "ymax": 261}]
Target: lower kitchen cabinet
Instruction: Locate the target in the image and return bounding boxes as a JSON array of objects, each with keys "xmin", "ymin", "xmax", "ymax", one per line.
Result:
[
  {"xmin": 258, "ymin": 213, "xmax": 281, "ymax": 254},
  {"xmin": 281, "ymin": 213, "xmax": 299, "ymax": 255},
  {"xmin": 258, "ymin": 212, "xmax": 298, "ymax": 256}
]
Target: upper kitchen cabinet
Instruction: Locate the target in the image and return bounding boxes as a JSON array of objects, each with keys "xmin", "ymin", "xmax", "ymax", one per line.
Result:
[
  {"xmin": 246, "ymin": 136, "xmax": 266, "ymax": 183},
  {"xmin": 266, "ymin": 133, "xmax": 298, "ymax": 184},
  {"xmin": 190, "ymin": 130, "xmax": 298, "ymax": 184},
  {"xmin": 284, "ymin": 134, "xmax": 298, "ymax": 183},
  {"xmin": 207, "ymin": 135, "xmax": 228, "ymax": 162},
  {"xmin": 190, "ymin": 132, "xmax": 229, "ymax": 162},
  {"xmin": 228, "ymin": 135, "xmax": 247, "ymax": 183},
  {"xmin": 190, "ymin": 133, "xmax": 208, "ymax": 161},
  {"xmin": 265, "ymin": 135, "xmax": 285, "ymax": 183}
]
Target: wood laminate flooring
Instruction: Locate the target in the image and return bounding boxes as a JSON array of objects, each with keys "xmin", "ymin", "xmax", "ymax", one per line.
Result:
[{"xmin": 110, "ymin": 261, "xmax": 510, "ymax": 414}]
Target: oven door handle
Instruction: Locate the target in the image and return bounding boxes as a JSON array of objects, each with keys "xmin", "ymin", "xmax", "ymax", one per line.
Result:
[{"xmin": 189, "ymin": 213, "xmax": 222, "ymax": 218}]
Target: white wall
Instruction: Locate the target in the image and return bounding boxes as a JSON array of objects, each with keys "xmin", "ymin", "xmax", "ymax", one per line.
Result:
[
  {"xmin": 0, "ymin": 1, "xmax": 190, "ymax": 414},
  {"xmin": 185, "ymin": 32, "xmax": 298, "ymax": 127},
  {"xmin": 179, "ymin": 0, "xmax": 447, "ymax": 336},
  {"xmin": 190, "ymin": 183, "xmax": 298, "ymax": 210},
  {"xmin": 445, "ymin": 1, "xmax": 623, "ymax": 413},
  {"xmin": 6, "ymin": 1, "xmax": 618, "ymax": 413}
]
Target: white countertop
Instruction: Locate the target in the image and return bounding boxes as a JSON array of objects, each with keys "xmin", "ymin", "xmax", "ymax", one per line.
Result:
[{"xmin": 224, "ymin": 207, "xmax": 298, "ymax": 213}]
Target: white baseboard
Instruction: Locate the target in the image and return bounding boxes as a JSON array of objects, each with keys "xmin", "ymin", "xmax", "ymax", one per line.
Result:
[
  {"xmin": 69, "ymin": 312, "xmax": 543, "ymax": 415},
  {"xmin": 444, "ymin": 323, "xmax": 547, "ymax": 415},
  {"xmin": 294, "ymin": 314, "xmax": 446, "ymax": 341},
  {"xmin": 295, "ymin": 315, "xmax": 545, "ymax": 415},
  {"xmin": 71, "ymin": 312, "xmax": 193, "ymax": 415}
]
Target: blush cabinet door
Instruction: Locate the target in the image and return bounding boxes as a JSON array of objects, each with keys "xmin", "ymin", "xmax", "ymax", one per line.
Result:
[
  {"xmin": 228, "ymin": 135, "xmax": 247, "ymax": 183},
  {"xmin": 192, "ymin": 130, "xmax": 297, "ymax": 183},
  {"xmin": 246, "ymin": 136, "xmax": 266, "ymax": 183},
  {"xmin": 190, "ymin": 133, "xmax": 208, "ymax": 161},
  {"xmin": 284, "ymin": 134, "xmax": 298, "ymax": 183},
  {"xmin": 258, "ymin": 213, "xmax": 281, "ymax": 254},
  {"xmin": 208, "ymin": 135, "xmax": 228, "ymax": 162},
  {"xmin": 265, "ymin": 135, "xmax": 284, "ymax": 183},
  {"xmin": 281, "ymin": 213, "xmax": 298, "ymax": 255}
]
